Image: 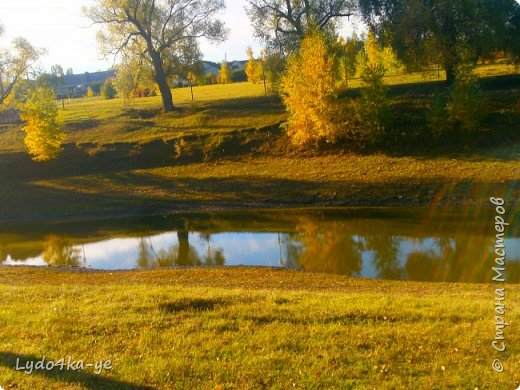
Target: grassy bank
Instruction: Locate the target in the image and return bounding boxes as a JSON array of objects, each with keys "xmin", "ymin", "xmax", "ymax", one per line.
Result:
[
  {"xmin": 0, "ymin": 69, "xmax": 519, "ymax": 222},
  {"xmin": 0, "ymin": 267, "xmax": 519, "ymax": 389}
]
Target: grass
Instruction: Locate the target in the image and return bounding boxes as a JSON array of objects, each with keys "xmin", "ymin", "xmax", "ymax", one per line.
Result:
[
  {"xmin": 0, "ymin": 65, "xmax": 518, "ymax": 223},
  {"xmin": 0, "ymin": 267, "xmax": 518, "ymax": 389}
]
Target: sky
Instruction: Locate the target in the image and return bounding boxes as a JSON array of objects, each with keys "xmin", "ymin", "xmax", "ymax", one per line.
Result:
[{"xmin": 0, "ymin": 0, "xmax": 360, "ymax": 74}]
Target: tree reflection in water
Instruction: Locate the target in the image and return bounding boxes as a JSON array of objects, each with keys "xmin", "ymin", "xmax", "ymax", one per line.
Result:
[
  {"xmin": 42, "ymin": 235, "xmax": 83, "ymax": 267},
  {"xmin": 136, "ymin": 231, "xmax": 225, "ymax": 268},
  {"xmin": 291, "ymin": 219, "xmax": 364, "ymax": 276}
]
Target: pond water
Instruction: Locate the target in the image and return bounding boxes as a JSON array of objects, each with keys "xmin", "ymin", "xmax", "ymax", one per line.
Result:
[{"xmin": 1, "ymin": 207, "xmax": 518, "ymax": 283}]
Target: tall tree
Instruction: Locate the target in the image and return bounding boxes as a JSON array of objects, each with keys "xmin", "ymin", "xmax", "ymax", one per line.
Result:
[
  {"xmin": 245, "ymin": 46, "xmax": 263, "ymax": 83},
  {"xmin": 0, "ymin": 33, "xmax": 41, "ymax": 105},
  {"xmin": 359, "ymin": 0, "xmax": 520, "ymax": 83},
  {"xmin": 246, "ymin": 0, "xmax": 356, "ymax": 54},
  {"xmin": 281, "ymin": 29, "xmax": 342, "ymax": 147},
  {"xmin": 84, "ymin": 0, "xmax": 226, "ymax": 112}
]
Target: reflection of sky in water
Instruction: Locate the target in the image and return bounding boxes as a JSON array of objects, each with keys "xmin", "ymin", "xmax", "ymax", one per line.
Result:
[
  {"xmin": 4, "ymin": 232, "xmax": 288, "ymax": 270},
  {"xmin": 4, "ymin": 230, "xmax": 519, "ymax": 277}
]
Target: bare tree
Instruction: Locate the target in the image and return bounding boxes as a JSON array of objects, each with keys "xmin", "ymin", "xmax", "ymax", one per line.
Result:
[
  {"xmin": 84, "ymin": 0, "xmax": 227, "ymax": 112},
  {"xmin": 246, "ymin": 0, "xmax": 356, "ymax": 54}
]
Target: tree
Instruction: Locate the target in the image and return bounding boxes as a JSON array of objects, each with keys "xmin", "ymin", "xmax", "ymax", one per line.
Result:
[
  {"xmin": 100, "ymin": 78, "xmax": 117, "ymax": 99},
  {"xmin": 281, "ymin": 29, "xmax": 343, "ymax": 147},
  {"xmin": 246, "ymin": 0, "xmax": 356, "ymax": 54},
  {"xmin": 355, "ymin": 31, "xmax": 404, "ymax": 76},
  {"xmin": 86, "ymin": 86, "xmax": 94, "ymax": 97},
  {"xmin": 218, "ymin": 61, "xmax": 232, "ymax": 84},
  {"xmin": 0, "ymin": 34, "xmax": 41, "ymax": 105},
  {"xmin": 245, "ymin": 46, "xmax": 263, "ymax": 83},
  {"xmin": 66, "ymin": 68, "xmax": 74, "ymax": 75},
  {"xmin": 20, "ymin": 86, "xmax": 65, "ymax": 162},
  {"xmin": 114, "ymin": 53, "xmax": 157, "ymax": 101},
  {"xmin": 335, "ymin": 33, "xmax": 364, "ymax": 87},
  {"xmin": 50, "ymin": 64, "xmax": 64, "ymax": 78},
  {"xmin": 84, "ymin": 0, "xmax": 227, "ymax": 112},
  {"xmin": 359, "ymin": 0, "xmax": 520, "ymax": 83}
]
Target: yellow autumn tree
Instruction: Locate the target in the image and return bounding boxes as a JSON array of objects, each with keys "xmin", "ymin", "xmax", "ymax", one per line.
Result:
[
  {"xmin": 281, "ymin": 30, "xmax": 342, "ymax": 147},
  {"xmin": 218, "ymin": 61, "xmax": 232, "ymax": 84},
  {"xmin": 20, "ymin": 86, "xmax": 65, "ymax": 162},
  {"xmin": 245, "ymin": 47, "xmax": 262, "ymax": 83}
]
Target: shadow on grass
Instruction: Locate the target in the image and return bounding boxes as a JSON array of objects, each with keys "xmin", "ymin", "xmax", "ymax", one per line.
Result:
[
  {"xmin": 0, "ymin": 352, "xmax": 156, "ymax": 389},
  {"xmin": 159, "ymin": 298, "xmax": 230, "ymax": 313}
]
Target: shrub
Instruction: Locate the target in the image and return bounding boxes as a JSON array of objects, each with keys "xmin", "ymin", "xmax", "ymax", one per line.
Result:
[
  {"xmin": 20, "ymin": 86, "xmax": 65, "ymax": 161},
  {"xmin": 445, "ymin": 63, "xmax": 485, "ymax": 131},
  {"xmin": 355, "ymin": 65, "xmax": 391, "ymax": 143},
  {"xmin": 100, "ymin": 79, "xmax": 116, "ymax": 99}
]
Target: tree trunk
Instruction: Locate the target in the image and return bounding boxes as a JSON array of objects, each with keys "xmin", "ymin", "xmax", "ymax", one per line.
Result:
[
  {"xmin": 445, "ymin": 63, "xmax": 456, "ymax": 85},
  {"xmin": 149, "ymin": 50, "xmax": 175, "ymax": 112}
]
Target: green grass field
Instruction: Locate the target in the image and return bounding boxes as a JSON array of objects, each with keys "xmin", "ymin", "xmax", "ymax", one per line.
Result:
[{"xmin": 0, "ymin": 267, "xmax": 519, "ymax": 389}]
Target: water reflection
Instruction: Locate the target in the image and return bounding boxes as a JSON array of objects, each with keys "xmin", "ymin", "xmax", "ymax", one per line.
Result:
[
  {"xmin": 1, "ymin": 208, "xmax": 518, "ymax": 283},
  {"xmin": 135, "ymin": 232, "xmax": 226, "ymax": 268},
  {"xmin": 290, "ymin": 220, "xmax": 363, "ymax": 275},
  {"xmin": 42, "ymin": 235, "xmax": 84, "ymax": 267}
]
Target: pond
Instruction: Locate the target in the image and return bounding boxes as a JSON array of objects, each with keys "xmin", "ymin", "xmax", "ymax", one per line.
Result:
[{"xmin": 1, "ymin": 207, "xmax": 518, "ymax": 283}]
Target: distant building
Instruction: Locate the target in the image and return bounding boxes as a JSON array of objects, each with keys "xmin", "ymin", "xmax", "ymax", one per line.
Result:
[{"xmin": 55, "ymin": 70, "xmax": 116, "ymax": 98}]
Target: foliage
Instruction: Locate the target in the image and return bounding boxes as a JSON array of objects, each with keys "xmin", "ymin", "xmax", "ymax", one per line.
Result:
[
  {"xmin": 100, "ymin": 78, "xmax": 116, "ymax": 100},
  {"xmin": 446, "ymin": 66, "xmax": 485, "ymax": 132},
  {"xmin": 428, "ymin": 40, "xmax": 486, "ymax": 136},
  {"xmin": 245, "ymin": 47, "xmax": 263, "ymax": 83},
  {"xmin": 19, "ymin": 86, "xmax": 65, "ymax": 162},
  {"xmin": 204, "ymin": 72, "xmax": 217, "ymax": 85},
  {"xmin": 246, "ymin": 0, "xmax": 356, "ymax": 54},
  {"xmin": 86, "ymin": 87, "xmax": 94, "ymax": 98},
  {"xmin": 334, "ymin": 34, "xmax": 364, "ymax": 87},
  {"xmin": 281, "ymin": 30, "xmax": 345, "ymax": 147},
  {"xmin": 0, "ymin": 36, "xmax": 41, "ymax": 105},
  {"xmin": 262, "ymin": 49, "xmax": 285, "ymax": 93},
  {"xmin": 355, "ymin": 31, "xmax": 405, "ymax": 77},
  {"xmin": 84, "ymin": 0, "xmax": 227, "ymax": 112},
  {"xmin": 359, "ymin": 0, "xmax": 520, "ymax": 83},
  {"xmin": 114, "ymin": 55, "xmax": 157, "ymax": 102},
  {"xmin": 355, "ymin": 64, "xmax": 391, "ymax": 143},
  {"xmin": 232, "ymin": 69, "xmax": 247, "ymax": 83},
  {"xmin": 218, "ymin": 61, "xmax": 232, "ymax": 84}
]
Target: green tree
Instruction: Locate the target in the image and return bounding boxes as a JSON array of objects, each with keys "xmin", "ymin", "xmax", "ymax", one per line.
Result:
[
  {"xmin": 0, "ymin": 32, "xmax": 41, "ymax": 105},
  {"xmin": 100, "ymin": 78, "xmax": 116, "ymax": 99},
  {"xmin": 114, "ymin": 53, "xmax": 157, "ymax": 101},
  {"xmin": 356, "ymin": 64, "xmax": 390, "ymax": 143},
  {"xmin": 335, "ymin": 34, "xmax": 364, "ymax": 87},
  {"xmin": 84, "ymin": 0, "xmax": 227, "ymax": 112},
  {"xmin": 281, "ymin": 30, "xmax": 344, "ymax": 147},
  {"xmin": 359, "ymin": 0, "xmax": 520, "ymax": 83},
  {"xmin": 20, "ymin": 86, "xmax": 65, "ymax": 162}
]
